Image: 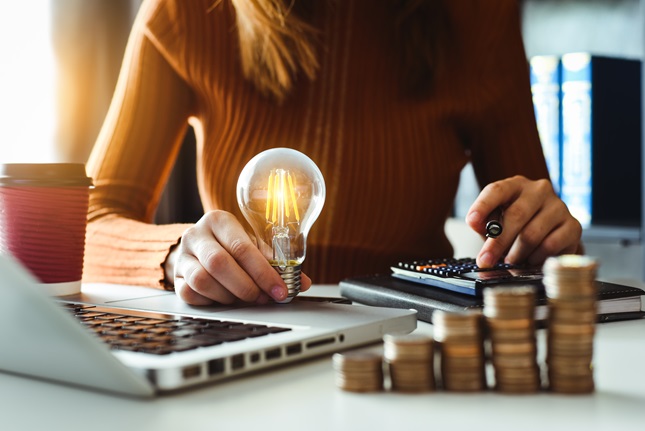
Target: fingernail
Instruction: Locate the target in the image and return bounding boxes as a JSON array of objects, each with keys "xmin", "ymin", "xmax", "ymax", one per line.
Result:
[
  {"xmin": 479, "ymin": 252, "xmax": 494, "ymax": 268},
  {"xmin": 271, "ymin": 285, "xmax": 287, "ymax": 301},
  {"xmin": 466, "ymin": 211, "xmax": 481, "ymax": 224}
]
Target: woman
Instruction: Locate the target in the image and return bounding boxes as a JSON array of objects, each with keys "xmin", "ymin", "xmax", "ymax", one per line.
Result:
[{"xmin": 85, "ymin": 0, "xmax": 582, "ymax": 305}]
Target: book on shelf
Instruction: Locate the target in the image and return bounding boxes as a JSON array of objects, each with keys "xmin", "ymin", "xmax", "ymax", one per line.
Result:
[
  {"xmin": 530, "ymin": 54, "xmax": 562, "ymax": 196},
  {"xmin": 529, "ymin": 53, "xmax": 642, "ymax": 229},
  {"xmin": 559, "ymin": 53, "xmax": 641, "ymax": 228}
]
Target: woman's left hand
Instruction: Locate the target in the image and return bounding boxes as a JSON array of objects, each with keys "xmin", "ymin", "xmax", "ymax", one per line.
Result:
[{"xmin": 466, "ymin": 175, "xmax": 583, "ymax": 268}]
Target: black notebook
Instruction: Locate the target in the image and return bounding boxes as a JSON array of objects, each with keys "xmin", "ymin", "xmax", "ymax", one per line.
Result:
[{"xmin": 339, "ymin": 274, "xmax": 645, "ymax": 324}]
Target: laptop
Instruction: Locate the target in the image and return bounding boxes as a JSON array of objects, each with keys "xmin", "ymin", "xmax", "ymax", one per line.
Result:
[{"xmin": 0, "ymin": 253, "xmax": 416, "ymax": 397}]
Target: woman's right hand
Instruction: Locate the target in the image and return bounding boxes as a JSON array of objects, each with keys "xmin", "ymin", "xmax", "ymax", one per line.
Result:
[{"xmin": 164, "ymin": 210, "xmax": 311, "ymax": 305}]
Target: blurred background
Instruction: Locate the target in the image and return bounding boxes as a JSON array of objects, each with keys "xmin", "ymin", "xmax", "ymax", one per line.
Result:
[
  {"xmin": 0, "ymin": 0, "xmax": 643, "ymax": 282},
  {"xmin": 0, "ymin": 0, "xmax": 140, "ymax": 164}
]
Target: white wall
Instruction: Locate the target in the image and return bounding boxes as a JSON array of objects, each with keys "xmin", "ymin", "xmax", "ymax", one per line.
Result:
[{"xmin": 522, "ymin": 0, "xmax": 642, "ymax": 59}]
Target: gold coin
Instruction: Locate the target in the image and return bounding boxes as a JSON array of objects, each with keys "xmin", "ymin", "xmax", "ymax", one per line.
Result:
[
  {"xmin": 332, "ymin": 351, "xmax": 383, "ymax": 372},
  {"xmin": 549, "ymin": 322, "xmax": 595, "ymax": 336},
  {"xmin": 548, "ymin": 376, "xmax": 595, "ymax": 394},
  {"xmin": 548, "ymin": 365, "xmax": 593, "ymax": 378},
  {"xmin": 495, "ymin": 382, "xmax": 541, "ymax": 394},
  {"xmin": 388, "ymin": 363, "xmax": 434, "ymax": 378},
  {"xmin": 547, "ymin": 331, "xmax": 595, "ymax": 344},
  {"xmin": 547, "ymin": 349, "xmax": 594, "ymax": 362},
  {"xmin": 440, "ymin": 363, "xmax": 486, "ymax": 376},
  {"xmin": 390, "ymin": 381, "xmax": 435, "ymax": 393},
  {"xmin": 543, "ymin": 255, "xmax": 599, "ymax": 272},
  {"xmin": 487, "ymin": 318, "xmax": 534, "ymax": 331},
  {"xmin": 544, "ymin": 283, "xmax": 597, "ymax": 300},
  {"xmin": 548, "ymin": 308, "xmax": 597, "ymax": 324},
  {"xmin": 483, "ymin": 306, "xmax": 535, "ymax": 320},
  {"xmin": 547, "ymin": 297, "xmax": 597, "ymax": 310},
  {"xmin": 432, "ymin": 327, "xmax": 482, "ymax": 343},
  {"xmin": 432, "ymin": 311, "xmax": 483, "ymax": 343},
  {"xmin": 495, "ymin": 366, "xmax": 541, "ymax": 380},
  {"xmin": 546, "ymin": 356, "xmax": 593, "ymax": 368},
  {"xmin": 383, "ymin": 333, "xmax": 434, "ymax": 346},
  {"xmin": 442, "ymin": 378, "xmax": 487, "ymax": 392},
  {"xmin": 489, "ymin": 328, "xmax": 536, "ymax": 342},
  {"xmin": 483, "ymin": 285, "xmax": 537, "ymax": 307},
  {"xmin": 491, "ymin": 341, "xmax": 537, "ymax": 356},
  {"xmin": 433, "ymin": 309, "xmax": 483, "ymax": 324},
  {"xmin": 383, "ymin": 334, "xmax": 434, "ymax": 361},
  {"xmin": 492, "ymin": 355, "xmax": 538, "ymax": 369},
  {"xmin": 440, "ymin": 343, "xmax": 484, "ymax": 358},
  {"xmin": 334, "ymin": 375, "xmax": 384, "ymax": 392},
  {"xmin": 438, "ymin": 355, "xmax": 486, "ymax": 369}
]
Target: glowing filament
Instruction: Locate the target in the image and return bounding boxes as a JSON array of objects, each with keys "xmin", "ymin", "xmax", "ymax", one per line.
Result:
[{"xmin": 266, "ymin": 169, "xmax": 300, "ymax": 226}]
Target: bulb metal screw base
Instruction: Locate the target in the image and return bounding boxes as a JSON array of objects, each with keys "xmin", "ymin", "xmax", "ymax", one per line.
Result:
[{"xmin": 273, "ymin": 264, "xmax": 302, "ymax": 304}]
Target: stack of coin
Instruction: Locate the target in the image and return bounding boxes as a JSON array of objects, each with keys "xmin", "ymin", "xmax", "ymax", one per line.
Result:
[
  {"xmin": 432, "ymin": 310, "xmax": 486, "ymax": 392},
  {"xmin": 332, "ymin": 350, "xmax": 384, "ymax": 393},
  {"xmin": 483, "ymin": 285, "xmax": 541, "ymax": 393},
  {"xmin": 383, "ymin": 333, "xmax": 435, "ymax": 392},
  {"xmin": 543, "ymin": 255, "xmax": 599, "ymax": 394}
]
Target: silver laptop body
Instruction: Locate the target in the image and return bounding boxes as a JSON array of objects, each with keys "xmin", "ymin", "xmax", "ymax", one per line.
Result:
[{"xmin": 0, "ymin": 254, "xmax": 416, "ymax": 397}]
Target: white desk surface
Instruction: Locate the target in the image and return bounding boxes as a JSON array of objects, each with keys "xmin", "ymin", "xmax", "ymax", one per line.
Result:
[{"xmin": 1, "ymin": 284, "xmax": 644, "ymax": 431}]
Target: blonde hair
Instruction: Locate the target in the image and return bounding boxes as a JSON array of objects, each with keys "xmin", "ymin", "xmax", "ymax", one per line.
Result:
[{"xmin": 227, "ymin": 0, "xmax": 445, "ymax": 102}]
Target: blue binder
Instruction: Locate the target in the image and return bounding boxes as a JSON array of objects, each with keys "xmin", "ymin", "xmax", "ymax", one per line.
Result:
[
  {"xmin": 530, "ymin": 55, "xmax": 562, "ymax": 197},
  {"xmin": 560, "ymin": 53, "xmax": 641, "ymax": 228}
]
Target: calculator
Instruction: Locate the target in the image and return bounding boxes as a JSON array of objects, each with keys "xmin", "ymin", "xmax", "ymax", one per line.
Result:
[{"xmin": 390, "ymin": 257, "xmax": 544, "ymax": 297}]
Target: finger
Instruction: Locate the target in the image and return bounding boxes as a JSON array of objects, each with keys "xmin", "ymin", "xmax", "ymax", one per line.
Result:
[
  {"xmin": 180, "ymin": 212, "xmax": 269, "ymax": 302},
  {"xmin": 524, "ymin": 218, "xmax": 582, "ymax": 266},
  {"xmin": 175, "ymin": 253, "xmax": 238, "ymax": 304},
  {"xmin": 505, "ymin": 193, "xmax": 582, "ymax": 266},
  {"xmin": 504, "ymin": 204, "xmax": 562, "ymax": 264},
  {"xmin": 476, "ymin": 191, "xmax": 543, "ymax": 267},
  {"xmin": 466, "ymin": 179, "xmax": 519, "ymax": 236},
  {"xmin": 255, "ymin": 292, "xmax": 270, "ymax": 305},
  {"xmin": 526, "ymin": 226, "xmax": 578, "ymax": 266},
  {"xmin": 206, "ymin": 211, "xmax": 288, "ymax": 302},
  {"xmin": 476, "ymin": 240, "xmax": 506, "ymax": 268},
  {"xmin": 174, "ymin": 277, "xmax": 215, "ymax": 306},
  {"xmin": 300, "ymin": 272, "xmax": 313, "ymax": 292}
]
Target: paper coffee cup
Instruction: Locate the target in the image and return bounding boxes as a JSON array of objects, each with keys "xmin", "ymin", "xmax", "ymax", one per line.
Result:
[{"xmin": 0, "ymin": 163, "xmax": 93, "ymax": 295}]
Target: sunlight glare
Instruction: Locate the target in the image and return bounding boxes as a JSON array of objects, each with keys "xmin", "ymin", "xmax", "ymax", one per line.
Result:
[{"xmin": 0, "ymin": 1, "xmax": 58, "ymax": 163}]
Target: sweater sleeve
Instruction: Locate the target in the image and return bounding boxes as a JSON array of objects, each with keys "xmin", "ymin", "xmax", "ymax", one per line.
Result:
[
  {"xmin": 460, "ymin": 0, "xmax": 549, "ymax": 187},
  {"xmin": 84, "ymin": 0, "xmax": 196, "ymax": 289}
]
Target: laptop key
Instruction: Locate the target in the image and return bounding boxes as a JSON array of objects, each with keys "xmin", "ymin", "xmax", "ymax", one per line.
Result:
[
  {"xmin": 144, "ymin": 326, "xmax": 173, "ymax": 335},
  {"xmin": 100, "ymin": 322, "xmax": 128, "ymax": 329},
  {"xmin": 75, "ymin": 312, "xmax": 107, "ymax": 318},
  {"xmin": 124, "ymin": 332, "xmax": 154, "ymax": 341},
  {"xmin": 171, "ymin": 338, "xmax": 220, "ymax": 351},
  {"xmin": 137, "ymin": 319, "xmax": 170, "ymax": 325},
  {"xmin": 170, "ymin": 328, "xmax": 201, "ymax": 338},
  {"xmin": 114, "ymin": 316, "xmax": 147, "ymax": 323}
]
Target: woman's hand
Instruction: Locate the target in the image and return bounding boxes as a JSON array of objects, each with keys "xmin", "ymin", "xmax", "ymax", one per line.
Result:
[
  {"xmin": 164, "ymin": 210, "xmax": 312, "ymax": 305},
  {"xmin": 466, "ymin": 175, "xmax": 583, "ymax": 268}
]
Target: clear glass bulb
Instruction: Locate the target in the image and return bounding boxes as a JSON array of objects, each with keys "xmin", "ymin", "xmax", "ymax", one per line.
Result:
[{"xmin": 236, "ymin": 148, "xmax": 326, "ymax": 303}]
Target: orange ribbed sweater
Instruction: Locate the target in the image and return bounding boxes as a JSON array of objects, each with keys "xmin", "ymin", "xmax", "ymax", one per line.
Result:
[{"xmin": 84, "ymin": 0, "xmax": 548, "ymax": 289}]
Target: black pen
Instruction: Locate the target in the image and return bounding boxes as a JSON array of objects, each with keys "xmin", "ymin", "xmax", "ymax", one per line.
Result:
[{"xmin": 485, "ymin": 207, "xmax": 503, "ymax": 238}]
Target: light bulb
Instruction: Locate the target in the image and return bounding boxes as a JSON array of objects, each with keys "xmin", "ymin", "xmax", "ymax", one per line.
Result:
[{"xmin": 236, "ymin": 148, "xmax": 326, "ymax": 303}]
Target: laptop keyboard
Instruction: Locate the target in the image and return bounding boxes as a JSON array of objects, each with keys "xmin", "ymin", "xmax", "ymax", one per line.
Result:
[{"xmin": 61, "ymin": 303, "xmax": 292, "ymax": 355}]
